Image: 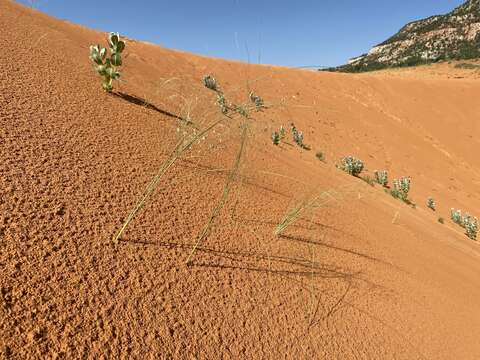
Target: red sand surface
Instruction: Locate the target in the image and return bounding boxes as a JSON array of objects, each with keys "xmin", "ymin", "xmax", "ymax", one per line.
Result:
[{"xmin": 1, "ymin": 1, "xmax": 480, "ymax": 358}]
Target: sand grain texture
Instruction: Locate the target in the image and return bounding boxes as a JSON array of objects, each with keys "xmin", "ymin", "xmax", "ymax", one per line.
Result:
[{"xmin": 1, "ymin": 1, "xmax": 480, "ymax": 359}]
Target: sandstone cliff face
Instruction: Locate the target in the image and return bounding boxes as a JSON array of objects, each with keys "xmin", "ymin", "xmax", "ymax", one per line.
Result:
[{"xmin": 337, "ymin": 0, "xmax": 480, "ymax": 72}]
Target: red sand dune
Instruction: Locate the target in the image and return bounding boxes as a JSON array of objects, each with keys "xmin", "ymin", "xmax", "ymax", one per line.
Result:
[{"xmin": 1, "ymin": 1, "xmax": 480, "ymax": 358}]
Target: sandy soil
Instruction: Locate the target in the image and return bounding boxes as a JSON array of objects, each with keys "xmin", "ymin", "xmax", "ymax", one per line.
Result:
[{"xmin": 1, "ymin": 1, "xmax": 480, "ymax": 358}]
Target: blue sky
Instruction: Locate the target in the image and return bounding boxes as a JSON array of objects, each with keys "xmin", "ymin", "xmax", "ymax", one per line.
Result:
[{"xmin": 19, "ymin": 0, "xmax": 465, "ymax": 67}]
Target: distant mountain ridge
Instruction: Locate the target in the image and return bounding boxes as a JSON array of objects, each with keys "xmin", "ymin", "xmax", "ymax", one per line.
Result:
[{"xmin": 331, "ymin": 0, "xmax": 480, "ymax": 72}]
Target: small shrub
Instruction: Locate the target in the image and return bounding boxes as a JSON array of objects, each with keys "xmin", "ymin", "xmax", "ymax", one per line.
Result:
[
  {"xmin": 89, "ymin": 32, "xmax": 125, "ymax": 92},
  {"xmin": 450, "ymin": 208, "xmax": 463, "ymax": 225},
  {"xmin": 450, "ymin": 209, "xmax": 478, "ymax": 240},
  {"xmin": 374, "ymin": 170, "xmax": 388, "ymax": 187},
  {"xmin": 438, "ymin": 217, "xmax": 445, "ymax": 224},
  {"xmin": 427, "ymin": 197, "xmax": 436, "ymax": 211},
  {"xmin": 203, "ymin": 75, "xmax": 218, "ymax": 91},
  {"xmin": 463, "ymin": 214, "xmax": 478, "ymax": 240},
  {"xmin": 272, "ymin": 132, "xmax": 280, "ymax": 145},
  {"xmin": 290, "ymin": 123, "xmax": 310, "ymax": 150},
  {"xmin": 249, "ymin": 92, "xmax": 264, "ymax": 111},
  {"xmin": 271, "ymin": 125, "xmax": 286, "ymax": 146},
  {"xmin": 316, "ymin": 152, "xmax": 325, "ymax": 162},
  {"xmin": 392, "ymin": 177, "xmax": 411, "ymax": 201},
  {"xmin": 340, "ymin": 156, "xmax": 364, "ymax": 176}
]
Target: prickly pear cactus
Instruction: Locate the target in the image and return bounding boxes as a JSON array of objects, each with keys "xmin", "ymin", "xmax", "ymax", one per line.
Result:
[{"xmin": 89, "ymin": 32, "xmax": 125, "ymax": 92}]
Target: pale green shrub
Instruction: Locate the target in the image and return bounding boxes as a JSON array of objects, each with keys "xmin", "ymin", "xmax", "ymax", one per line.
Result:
[
  {"xmin": 340, "ymin": 156, "xmax": 364, "ymax": 176},
  {"xmin": 374, "ymin": 170, "xmax": 388, "ymax": 187},
  {"xmin": 89, "ymin": 32, "xmax": 125, "ymax": 92}
]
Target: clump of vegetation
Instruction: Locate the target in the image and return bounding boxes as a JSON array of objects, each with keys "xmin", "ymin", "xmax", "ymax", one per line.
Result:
[
  {"xmin": 89, "ymin": 32, "xmax": 125, "ymax": 92},
  {"xmin": 450, "ymin": 209, "xmax": 478, "ymax": 240},
  {"xmin": 463, "ymin": 214, "xmax": 478, "ymax": 240},
  {"xmin": 271, "ymin": 132, "xmax": 280, "ymax": 145},
  {"xmin": 203, "ymin": 75, "xmax": 218, "ymax": 91},
  {"xmin": 113, "ymin": 76, "xmax": 259, "ymax": 243},
  {"xmin": 450, "ymin": 208, "xmax": 463, "ymax": 225},
  {"xmin": 203, "ymin": 75, "xmax": 251, "ymax": 118},
  {"xmin": 427, "ymin": 197, "xmax": 436, "ymax": 211},
  {"xmin": 438, "ymin": 217, "xmax": 445, "ymax": 224},
  {"xmin": 386, "ymin": 176, "xmax": 414, "ymax": 207},
  {"xmin": 271, "ymin": 125, "xmax": 286, "ymax": 146},
  {"xmin": 340, "ymin": 156, "xmax": 364, "ymax": 177},
  {"xmin": 316, "ymin": 151, "xmax": 325, "ymax": 162},
  {"xmin": 374, "ymin": 170, "xmax": 388, "ymax": 187},
  {"xmin": 290, "ymin": 123, "xmax": 310, "ymax": 149},
  {"xmin": 392, "ymin": 177, "xmax": 411, "ymax": 201},
  {"xmin": 249, "ymin": 92, "xmax": 265, "ymax": 111}
]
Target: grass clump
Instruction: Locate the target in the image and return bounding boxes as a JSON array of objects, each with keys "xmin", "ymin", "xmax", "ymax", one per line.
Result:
[
  {"xmin": 374, "ymin": 170, "xmax": 388, "ymax": 187},
  {"xmin": 339, "ymin": 156, "xmax": 364, "ymax": 177},
  {"xmin": 89, "ymin": 32, "xmax": 125, "ymax": 92},
  {"xmin": 186, "ymin": 124, "xmax": 249, "ymax": 264},
  {"xmin": 427, "ymin": 197, "xmax": 436, "ymax": 211},
  {"xmin": 113, "ymin": 76, "xmax": 256, "ymax": 243}
]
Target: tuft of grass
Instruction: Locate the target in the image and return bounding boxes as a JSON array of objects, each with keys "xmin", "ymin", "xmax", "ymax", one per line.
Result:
[
  {"xmin": 113, "ymin": 116, "xmax": 226, "ymax": 244},
  {"xmin": 274, "ymin": 184, "xmax": 361, "ymax": 237},
  {"xmin": 274, "ymin": 196, "xmax": 319, "ymax": 237},
  {"xmin": 186, "ymin": 124, "xmax": 249, "ymax": 264}
]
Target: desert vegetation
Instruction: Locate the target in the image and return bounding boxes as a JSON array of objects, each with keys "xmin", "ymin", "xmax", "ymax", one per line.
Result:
[
  {"xmin": 89, "ymin": 32, "xmax": 125, "ymax": 92},
  {"xmin": 374, "ymin": 170, "xmax": 389, "ymax": 187},
  {"xmin": 339, "ymin": 156, "xmax": 364, "ymax": 176},
  {"xmin": 4, "ymin": 2, "xmax": 480, "ymax": 357},
  {"xmin": 450, "ymin": 209, "xmax": 478, "ymax": 240}
]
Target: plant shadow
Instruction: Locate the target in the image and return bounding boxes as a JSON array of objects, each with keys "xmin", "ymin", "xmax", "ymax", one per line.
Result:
[{"xmin": 111, "ymin": 91, "xmax": 186, "ymax": 122}]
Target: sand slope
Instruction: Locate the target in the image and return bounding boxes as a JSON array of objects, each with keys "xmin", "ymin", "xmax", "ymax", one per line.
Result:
[{"xmin": 1, "ymin": 1, "xmax": 480, "ymax": 358}]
